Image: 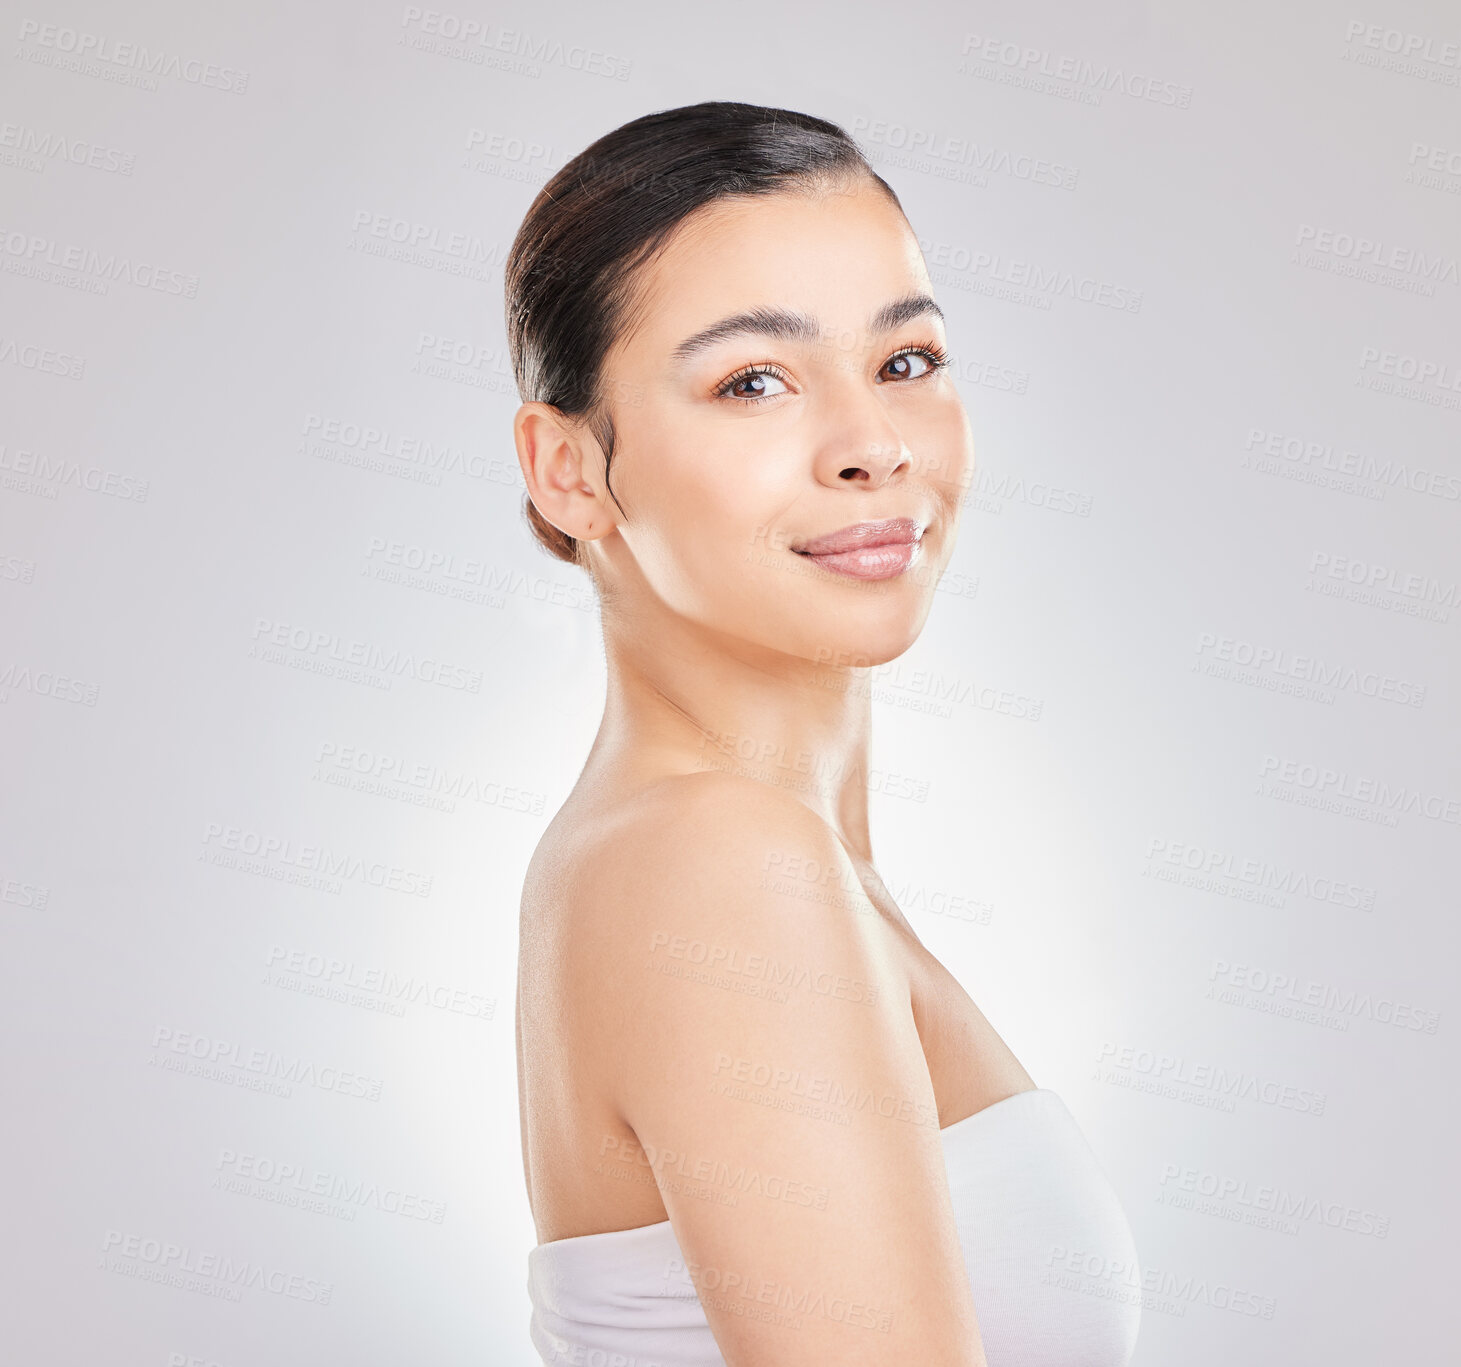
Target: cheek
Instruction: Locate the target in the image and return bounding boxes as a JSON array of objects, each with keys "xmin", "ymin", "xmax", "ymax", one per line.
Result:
[
  {"xmin": 652, "ymin": 421, "xmax": 801, "ymax": 553},
  {"xmin": 618, "ymin": 421, "xmax": 800, "ymax": 610},
  {"xmin": 910, "ymin": 400, "xmax": 974, "ymax": 502}
]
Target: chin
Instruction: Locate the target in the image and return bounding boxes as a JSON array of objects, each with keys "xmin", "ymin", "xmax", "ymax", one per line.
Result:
[{"xmin": 796, "ymin": 604, "xmax": 929, "ymax": 672}]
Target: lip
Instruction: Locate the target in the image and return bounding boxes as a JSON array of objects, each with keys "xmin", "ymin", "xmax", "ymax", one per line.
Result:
[
  {"xmin": 791, "ymin": 517, "xmax": 923, "ymax": 557},
  {"xmin": 790, "ymin": 517, "xmax": 925, "ymax": 582}
]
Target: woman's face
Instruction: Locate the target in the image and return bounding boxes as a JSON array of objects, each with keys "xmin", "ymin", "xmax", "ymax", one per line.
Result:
[{"xmin": 588, "ymin": 175, "xmax": 975, "ymax": 669}]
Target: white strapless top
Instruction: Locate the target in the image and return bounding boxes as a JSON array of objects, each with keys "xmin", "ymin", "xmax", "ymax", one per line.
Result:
[{"xmin": 527, "ymin": 1088, "xmax": 1142, "ymax": 1366}]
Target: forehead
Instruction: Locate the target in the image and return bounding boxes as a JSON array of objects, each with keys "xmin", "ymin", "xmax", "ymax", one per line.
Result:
[{"xmin": 618, "ymin": 180, "xmax": 932, "ymax": 359}]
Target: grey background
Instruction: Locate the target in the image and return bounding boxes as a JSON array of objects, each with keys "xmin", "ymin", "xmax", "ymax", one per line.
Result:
[{"xmin": 2, "ymin": 1, "xmax": 1457, "ymax": 1362}]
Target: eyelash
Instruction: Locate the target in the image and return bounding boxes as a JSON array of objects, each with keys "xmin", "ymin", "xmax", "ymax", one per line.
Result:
[{"xmin": 714, "ymin": 340, "xmax": 952, "ymax": 404}]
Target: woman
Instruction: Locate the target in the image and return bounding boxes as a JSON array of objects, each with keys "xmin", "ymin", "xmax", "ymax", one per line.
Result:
[{"xmin": 508, "ymin": 101, "xmax": 1142, "ymax": 1367}]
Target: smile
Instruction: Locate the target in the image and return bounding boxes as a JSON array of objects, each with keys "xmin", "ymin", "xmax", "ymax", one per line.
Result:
[{"xmin": 790, "ymin": 517, "xmax": 924, "ymax": 581}]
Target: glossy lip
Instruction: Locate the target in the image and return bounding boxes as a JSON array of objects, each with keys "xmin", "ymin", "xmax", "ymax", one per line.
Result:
[{"xmin": 790, "ymin": 517, "xmax": 923, "ymax": 557}]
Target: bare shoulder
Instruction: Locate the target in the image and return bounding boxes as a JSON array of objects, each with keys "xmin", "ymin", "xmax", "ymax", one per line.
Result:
[
  {"xmin": 556, "ymin": 770, "xmax": 897, "ymax": 1001},
  {"xmin": 552, "ymin": 771, "xmax": 985, "ymax": 1364}
]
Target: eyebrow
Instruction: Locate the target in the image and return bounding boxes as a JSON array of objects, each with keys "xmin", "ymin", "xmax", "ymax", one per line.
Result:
[{"xmin": 669, "ymin": 292, "xmax": 945, "ymax": 367}]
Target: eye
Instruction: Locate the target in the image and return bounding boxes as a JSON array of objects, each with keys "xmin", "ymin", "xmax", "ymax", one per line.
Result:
[
  {"xmin": 712, "ymin": 341, "xmax": 951, "ymax": 405},
  {"xmin": 881, "ymin": 342, "xmax": 950, "ymax": 382},
  {"xmin": 715, "ymin": 364, "xmax": 791, "ymax": 404}
]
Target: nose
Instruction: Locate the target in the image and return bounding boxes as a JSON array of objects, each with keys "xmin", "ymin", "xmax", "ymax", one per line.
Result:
[{"xmin": 813, "ymin": 379, "xmax": 914, "ymax": 489}]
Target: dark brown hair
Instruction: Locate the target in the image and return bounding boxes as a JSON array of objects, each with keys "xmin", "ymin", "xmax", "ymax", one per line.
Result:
[{"xmin": 503, "ymin": 100, "xmax": 900, "ymax": 568}]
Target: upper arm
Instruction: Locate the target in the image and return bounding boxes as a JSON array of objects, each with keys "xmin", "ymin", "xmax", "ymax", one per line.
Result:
[{"xmin": 594, "ymin": 775, "xmax": 987, "ymax": 1367}]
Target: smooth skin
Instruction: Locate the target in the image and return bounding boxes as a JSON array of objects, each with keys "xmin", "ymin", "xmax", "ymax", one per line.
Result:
[{"xmin": 514, "ymin": 175, "xmax": 1035, "ymax": 1367}]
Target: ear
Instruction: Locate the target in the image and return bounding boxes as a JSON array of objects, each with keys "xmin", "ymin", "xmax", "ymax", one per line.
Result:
[{"xmin": 513, "ymin": 402, "xmax": 612, "ymax": 544}]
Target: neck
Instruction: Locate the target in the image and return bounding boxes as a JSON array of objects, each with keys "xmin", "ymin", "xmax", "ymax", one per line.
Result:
[{"xmin": 582, "ymin": 602, "xmax": 878, "ymax": 863}]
